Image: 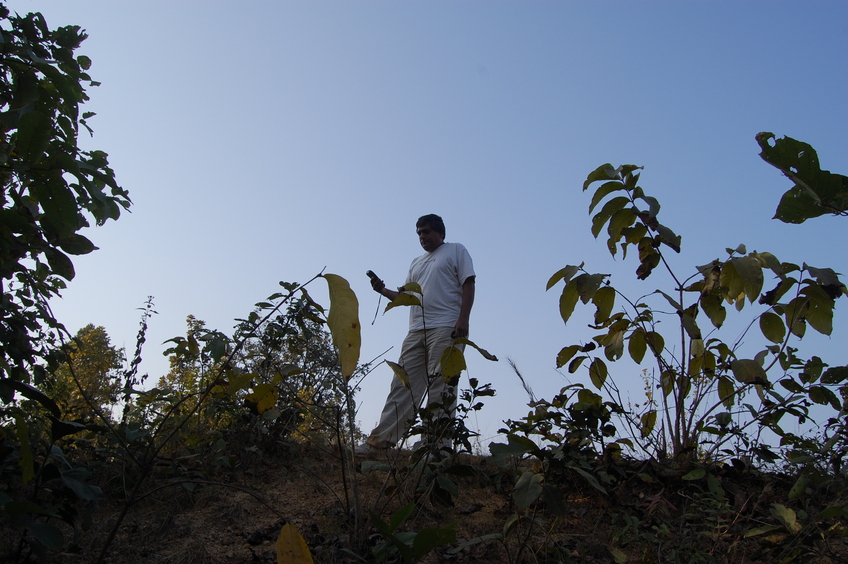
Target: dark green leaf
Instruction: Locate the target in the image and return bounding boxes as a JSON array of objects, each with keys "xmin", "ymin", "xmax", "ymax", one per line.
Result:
[
  {"xmin": 546, "ymin": 264, "xmax": 581, "ymax": 290},
  {"xmin": 788, "ymin": 474, "xmax": 809, "ymax": 501},
  {"xmin": 0, "ymin": 379, "xmax": 61, "ymax": 417},
  {"xmin": 730, "ymin": 255, "xmax": 764, "ymax": 303},
  {"xmin": 778, "ymin": 378, "xmax": 804, "ymax": 394},
  {"xmin": 683, "ymin": 468, "xmax": 705, "ymax": 480},
  {"xmin": 556, "ymin": 345, "xmax": 580, "ymax": 369},
  {"xmin": 759, "ymin": 312, "xmax": 785, "ymax": 344},
  {"xmin": 575, "ymin": 273, "xmax": 605, "ymax": 304},
  {"xmin": 757, "ymin": 132, "xmax": 848, "ymax": 223},
  {"xmin": 805, "ymin": 264, "xmax": 843, "ymax": 287},
  {"xmin": 592, "ymin": 286, "xmax": 615, "ymax": 325},
  {"xmin": 588, "ymin": 181, "xmax": 626, "ymax": 214},
  {"xmin": 680, "ymin": 307, "xmax": 701, "ymax": 340},
  {"xmin": 489, "ymin": 434, "xmax": 537, "ymax": 457},
  {"xmin": 607, "ymin": 208, "xmax": 637, "ymax": 255},
  {"xmin": 699, "ymin": 293, "xmax": 726, "ymax": 328},
  {"xmin": 34, "ymin": 181, "xmax": 79, "ymax": 238},
  {"xmin": 628, "ymin": 329, "xmax": 647, "ymax": 363},
  {"xmin": 568, "ymin": 355, "xmax": 587, "ymax": 373},
  {"xmin": 589, "ymin": 358, "xmax": 608, "ymax": 389},
  {"xmin": 654, "ymin": 223, "xmax": 681, "ymax": 252},
  {"xmin": 577, "ymin": 388, "xmax": 603, "ymax": 405},
  {"xmin": 513, "ymin": 471, "xmax": 543, "ymax": 510},
  {"xmin": 822, "ymin": 366, "xmax": 848, "ymax": 385},
  {"xmin": 809, "ymin": 385, "xmax": 840, "ymax": 409},
  {"xmin": 602, "ymin": 328, "xmax": 626, "ymax": 361},
  {"xmin": 559, "ymin": 279, "xmax": 579, "ymax": 324},
  {"xmin": 15, "ymin": 109, "xmax": 53, "ymax": 162},
  {"xmin": 720, "ymin": 260, "xmax": 744, "ymax": 305},
  {"xmin": 644, "ymin": 331, "xmax": 665, "ymax": 355},
  {"xmin": 61, "ymin": 468, "xmax": 102, "ymax": 502},
  {"xmin": 582, "ymin": 163, "xmax": 617, "ymax": 192},
  {"xmin": 436, "ymin": 475, "xmax": 459, "ymax": 498},
  {"xmin": 58, "ymin": 233, "xmax": 98, "ymax": 255},
  {"xmin": 640, "ymin": 410, "xmax": 656, "ymax": 438},
  {"xmin": 718, "ymin": 377, "xmax": 735, "ymax": 407},
  {"xmin": 44, "ymin": 248, "xmax": 76, "ymax": 280},
  {"xmin": 567, "ymin": 465, "xmax": 606, "ymax": 493},
  {"xmin": 801, "ymin": 284, "xmax": 835, "ymax": 335},
  {"xmin": 730, "ymin": 359, "xmax": 768, "ymax": 385},
  {"xmin": 388, "ymin": 502, "xmax": 415, "ymax": 533},
  {"xmin": 657, "ymin": 290, "xmax": 682, "ymax": 312},
  {"xmin": 638, "ymin": 195, "xmax": 661, "ymax": 218},
  {"xmin": 591, "ymin": 196, "xmax": 629, "ymax": 238},
  {"xmin": 50, "ymin": 417, "xmax": 85, "ymax": 441}
]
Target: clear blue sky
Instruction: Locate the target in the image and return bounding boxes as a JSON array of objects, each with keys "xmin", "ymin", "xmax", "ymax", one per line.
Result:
[{"xmin": 9, "ymin": 1, "xmax": 847, "ymax": 447}]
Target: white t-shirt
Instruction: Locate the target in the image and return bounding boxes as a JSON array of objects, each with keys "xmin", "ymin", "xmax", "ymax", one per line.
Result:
[{"xmin": 405, "ymin": 242, "xmax": 475, "ymax": 331}]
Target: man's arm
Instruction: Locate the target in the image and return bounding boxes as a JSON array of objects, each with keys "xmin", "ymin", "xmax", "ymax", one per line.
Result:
[
  {"xmin": 371, "ymin": 276, "xmax": 400, "ymax": 301},
  {"xmin": 453, "ymin": 276, "xmax": 475, "ymax": 339}
]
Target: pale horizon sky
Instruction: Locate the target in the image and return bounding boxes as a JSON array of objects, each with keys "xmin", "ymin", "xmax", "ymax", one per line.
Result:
[{"xmin": 8, "ymin": 0, "xmax": 847, "ymax": 448}]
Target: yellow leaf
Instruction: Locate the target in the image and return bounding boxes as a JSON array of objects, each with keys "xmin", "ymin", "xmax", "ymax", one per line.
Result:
[
  {"xmin": 323, "ymin": 274, "xmax": 361, "ymax": 380},
  {"xmin": 402, "ymin": 281, "xmax": 422, "ymax": 293},
  {"xmin": 276, "ymin": 523, "xmax": 314, "ymax": 564},
  {"xmin": 383, "ymin": 292, "xmax": 421, "ymax": 313},
  {"xmin": 452, "ymin": 337, "xmax": 498, "ymax": 361},
  {"xmin": 440, "ymin": 346, "xmax": 467, "ymax": 384},
  {"xmin": 386, "ymin": 360, "xmax": 410, "ymax": 389},
  {"xmin": 246, "ymin": 384, "xmax": 278, "ymax": 414},
  {"xmin": 257, "ymin": 388, "xmax": 278, "ymax": 414}
]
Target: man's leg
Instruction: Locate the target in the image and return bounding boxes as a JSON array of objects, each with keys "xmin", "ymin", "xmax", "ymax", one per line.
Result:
[
  {"xmin": 422, "ymin": 327, "xmax": 464, "ymax": 451},
  {"xmin": 365, "ymin": 330, "xmax": 429, "ymax": 448}
]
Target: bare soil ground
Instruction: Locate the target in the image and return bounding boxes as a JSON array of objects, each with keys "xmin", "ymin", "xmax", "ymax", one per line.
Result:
[{"xmin": 6, "ymin": 440, "xmax": 848, "ymax": 564}]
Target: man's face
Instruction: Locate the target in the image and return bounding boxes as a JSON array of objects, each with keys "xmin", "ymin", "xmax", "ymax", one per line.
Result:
[{"xmin": 417, "ymin": 223, "xmax": 445, "ymax": 252}]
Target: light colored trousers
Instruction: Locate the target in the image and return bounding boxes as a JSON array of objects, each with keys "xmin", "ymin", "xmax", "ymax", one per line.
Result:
[{"xmin": 366, "ymin": 326, "xmax": 463, "ymax": 448}]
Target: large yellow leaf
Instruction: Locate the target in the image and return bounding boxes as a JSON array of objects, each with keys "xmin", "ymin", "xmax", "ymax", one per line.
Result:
[
  {"xmin": 440, "ymin": 346, "xmax": 467, "ymax": 385},
  {"xmin": 246, "ymin": 383, "xmax": 278, "ymax": 414},
  {"xmin": 323, "ymin": 274, "xmax": 361, "ymax": 380},
  {"xmin": 451, "ymin": 337, "xmax": 499, "ymax": 361},
  {"xmin": 386, "ymin": 360, "xmax": 410, "ymax": 389},
  {"xmin": 276, "ymin": 523, "xmax": 314, "ymax": 564},
  {"xmin": 383, "ymin": 292, "xmax": 421, "ymax": 313}
]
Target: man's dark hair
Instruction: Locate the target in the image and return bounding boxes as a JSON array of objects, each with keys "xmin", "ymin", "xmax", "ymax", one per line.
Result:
[{"xmin": 416, "ymin": 214, "xmax": 446, "ymax": 237}]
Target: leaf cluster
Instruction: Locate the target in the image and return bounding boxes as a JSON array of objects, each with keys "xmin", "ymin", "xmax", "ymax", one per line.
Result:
[
  {"xmin": 0, "ymin": 7, "xmax": 130, "ymax": 396},
  {"xmin": 758, "ymin": 132, "xmax": 848, "ymax": 223},
  {"xmin": 545, "ymin": 162, "xmax": 847, "ymax": 463}
]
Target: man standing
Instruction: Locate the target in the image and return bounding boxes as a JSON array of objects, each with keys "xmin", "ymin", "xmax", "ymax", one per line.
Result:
[{"xmin": 357, "ymin": 214, "xmax": 475, "ymax": 456}]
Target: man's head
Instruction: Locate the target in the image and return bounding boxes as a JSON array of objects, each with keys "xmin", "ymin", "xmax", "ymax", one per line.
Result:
[
  {"xmin": 416, "ymin": 214, "xmax": 446, "ymax": 252},
  {"xmin": 416, "ymin": 214, "xmax": 445, "ymax": 237}
]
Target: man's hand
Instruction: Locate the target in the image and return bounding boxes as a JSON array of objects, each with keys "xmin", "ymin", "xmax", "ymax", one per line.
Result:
[
  {"xmin": 370, "ymin": 277, "xmax": 385, "ymax": 293},
  {"xmin": 452, "ymin": 318, "xmax": 470, "ymax": 339}
]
